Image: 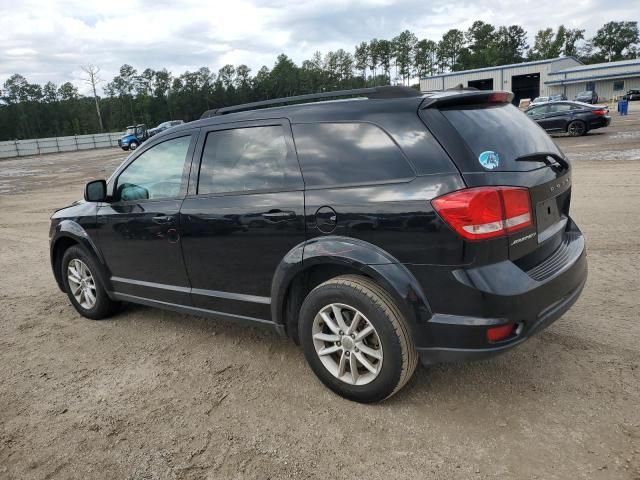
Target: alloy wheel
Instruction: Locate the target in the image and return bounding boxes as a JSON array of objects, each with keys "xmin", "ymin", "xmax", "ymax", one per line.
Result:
[
  {"xmin": 67, "ymin": 259, "xmax": 97, "ymax": 310},
  {"xmin": 568, "ymin": 121, "xmax": 585, "ymax": 136},
  {"xmin": 312, "ymin": 303, "xmax": 383, "ymax": 385}
]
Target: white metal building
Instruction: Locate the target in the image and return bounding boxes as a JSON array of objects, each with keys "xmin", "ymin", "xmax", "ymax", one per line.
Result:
[{"xmin": 420, "ymin": 57, "xmax": 640, "ymax": 104}]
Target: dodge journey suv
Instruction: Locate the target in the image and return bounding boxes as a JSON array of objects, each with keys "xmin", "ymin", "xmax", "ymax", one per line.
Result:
[{"xmin": 49, "ymin": 86, "xmax": 587, "ymax": 403}]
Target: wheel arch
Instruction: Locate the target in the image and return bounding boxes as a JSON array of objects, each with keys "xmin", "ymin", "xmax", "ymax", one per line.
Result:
[
  {"xmin": 50, "ymin": 220, "xmax": 111, "ymax": 293},
  {"xmin": 271, "ymin": 236, "xmax": 433, "ymax": 343}
]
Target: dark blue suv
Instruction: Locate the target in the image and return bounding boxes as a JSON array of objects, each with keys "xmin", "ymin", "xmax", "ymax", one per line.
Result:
[{"xmin": 49, "ymin": 87, "xmax": 587, "ymax": 402}]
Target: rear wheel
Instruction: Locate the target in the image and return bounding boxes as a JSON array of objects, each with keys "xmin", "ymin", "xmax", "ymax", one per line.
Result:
[
  {"xmin": 61, "ymin": 245, "xmax": 119, "ymax": 320},
  {"xmin": 299, "ymin": 275, "xmax": 417, "ymax": 403},
  {"xmin": 567, "ymin": 120, "xmax": 586, "ymax": 137}
]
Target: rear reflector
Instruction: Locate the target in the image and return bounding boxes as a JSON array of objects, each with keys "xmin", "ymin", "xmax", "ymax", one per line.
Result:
[
  {"xmin": 486, "ymin": 324, "xmax": 515, "ymax": 342},
  {"xmin": 432, "ymin": 186, "xmax": 533, "ymax": 240}
]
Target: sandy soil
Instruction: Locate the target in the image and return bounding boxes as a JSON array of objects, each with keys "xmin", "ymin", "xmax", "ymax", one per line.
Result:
[{"xmin": 1, "ymin": 107, "xmax": 639, "ymax": 479}]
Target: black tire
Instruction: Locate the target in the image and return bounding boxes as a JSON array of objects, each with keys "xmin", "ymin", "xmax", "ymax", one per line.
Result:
[
  {"xmin": 299, "ymin": 275, "xmax": 418, "ymax": 403},
  {"xmin": 61, "ymin": 245, "xmax": 119, "ymax": 320},
  {"xmin": 567, "ymin": 120, "xmax": 587, "ymax": 137},
  {"xmin": 129, "ymin": 141, "xmax": 139, "ymax": 151},
  {"xmin": 121, "ymin": 146, "xmax": 129, "ymax": 151}
]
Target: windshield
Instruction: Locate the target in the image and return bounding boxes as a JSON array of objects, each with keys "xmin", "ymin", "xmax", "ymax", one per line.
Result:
[
  {"xmin": 533, "ymin": 97, "xmax": 548, "ymax": 102},
  {"xmin": 441, "ymin": 103, "xmax": 563, "ymax": 172},
  {"xmin": 577, "ymin": 91, "xmax": 592, "ymax": 96},
  {"xmin": 125, "ymin": 127, "xmax": 136, "ymax": 135}
]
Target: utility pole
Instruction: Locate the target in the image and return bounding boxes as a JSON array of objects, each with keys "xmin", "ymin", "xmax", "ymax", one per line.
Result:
[{"xmin": 81, "ymin": 64, "xmax": 104, "ymax": 132}]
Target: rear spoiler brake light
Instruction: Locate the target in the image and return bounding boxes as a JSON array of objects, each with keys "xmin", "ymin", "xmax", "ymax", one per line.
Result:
[{"xmin": 421, "ymin": 90, "xmax": 514, "ymax": 109}]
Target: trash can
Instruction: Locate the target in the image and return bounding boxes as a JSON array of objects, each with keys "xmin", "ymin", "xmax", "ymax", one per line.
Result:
[{"xmin": 619, "ymin": 97, "xmax": 629, "ymax": 116}]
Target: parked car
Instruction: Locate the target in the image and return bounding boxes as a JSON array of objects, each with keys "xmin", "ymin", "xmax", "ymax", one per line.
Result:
[
  {"xmin": 574, "ymin": 90, "xmax": 598, "ymax": 104},
  {"xmin": 627, "ymin": 89, "xmax": 640, "ymax": 101},
  {"xmin": 118, "ymin": 124, "xmax": 148, "ymax": 151},
  {"xmin": 148, "ymin": 120, "xmax": 185, "ymax": 137},
  {"xmin": 49, "ymin": 86, "xmax": 587, "ymax": 403},
  {"xmin": 549, "ymin": 94, "xmax": 567, "ymax": 101},
  {"xmin": 530, "ymin": 96, "xmax": 550, "ymax": 106},
  {"xmin": 525, "ymin": 101, "xmax": 610, "ymax": 136}
]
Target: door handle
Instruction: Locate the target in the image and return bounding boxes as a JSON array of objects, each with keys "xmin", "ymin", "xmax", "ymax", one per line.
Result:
[
  {"xmin": 261, "ymin": 210, "xmax": 296, "ymax": 221},
  {"xmin": 152, "ymin": 215, "xmax": 175, "ymax": 224}
]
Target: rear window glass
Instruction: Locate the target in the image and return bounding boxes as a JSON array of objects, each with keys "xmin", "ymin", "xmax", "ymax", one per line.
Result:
[
  {"xmin": 292, "ymin": 122, "xmax": 414, "ymax": 187},
  {"xmin": 441, "ymin": 104, "xmax": 562, "ymax": 171}
]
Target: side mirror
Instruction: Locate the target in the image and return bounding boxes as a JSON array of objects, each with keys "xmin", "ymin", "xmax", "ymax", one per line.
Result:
[{"xmin": 85, "ymin": 179, "xmax": 107, "ymax": 202}]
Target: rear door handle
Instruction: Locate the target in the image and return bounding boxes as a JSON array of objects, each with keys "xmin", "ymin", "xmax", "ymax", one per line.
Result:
[
  {"xmin": 152, "ymin": 215, "xmax": 175, "ymax": 224},
  {"xmin": 261, "ymin": 210, "xmax": 296, "ymax": 221}
]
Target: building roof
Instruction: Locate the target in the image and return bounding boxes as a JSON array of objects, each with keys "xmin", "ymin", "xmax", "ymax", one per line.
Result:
[
  {"xmin": 420, "ymin": 56, "xmax": 581, "ymax": 80},
  {"xmin": 550, "ymin": 58, "xmax": 640, "ymax": 75},
  {"xmin": 545, "ymin": 69, "xmax": 640, "ymax": 85}
]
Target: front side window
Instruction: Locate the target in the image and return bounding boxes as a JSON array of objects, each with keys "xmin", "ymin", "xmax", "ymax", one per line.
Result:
[
  {"xmin": 198, "ymin": 125, "xmax": 301, "ymax": 195},
  {"xmin": 292, "ymin": 122, "xmax": 414, "ymax": 187},
  {"xmin": 526, "ymin": 105, "xmax": 547, "ymax": 116},
  {"xmin": 116, "ymin": 135, "xmax": 191, "ymax": 201}
]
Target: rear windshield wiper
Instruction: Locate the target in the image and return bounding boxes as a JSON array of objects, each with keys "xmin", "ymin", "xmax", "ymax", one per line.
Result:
[{"xmin": 515, "ymin": 153, "xmax": 569, "ymax": 169}]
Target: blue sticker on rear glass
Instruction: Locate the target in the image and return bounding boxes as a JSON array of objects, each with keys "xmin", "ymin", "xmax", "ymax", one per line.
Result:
[{"xmin": 478, "ymin": 151, "xmax": 500, "ymax": 170}]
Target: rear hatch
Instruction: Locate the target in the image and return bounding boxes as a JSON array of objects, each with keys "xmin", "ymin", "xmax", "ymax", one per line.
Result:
[{"xmin": 419, "ymin": 91, "xmax": 572, "ymax": 264}]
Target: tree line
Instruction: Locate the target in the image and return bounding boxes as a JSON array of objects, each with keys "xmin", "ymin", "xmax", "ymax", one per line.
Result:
[{"xmin": 0, "ymin": 20, "xmax": 637, "ymax": 141}]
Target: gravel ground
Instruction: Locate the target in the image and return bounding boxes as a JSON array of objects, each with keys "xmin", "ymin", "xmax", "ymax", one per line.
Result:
[{"xmin": 1, "ymin": 106, "xmax": 639, "ymax": 479}]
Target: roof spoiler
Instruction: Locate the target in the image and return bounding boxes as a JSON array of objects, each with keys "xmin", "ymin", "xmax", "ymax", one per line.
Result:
[{"xmin": 421, "ymin": 90, "xmax": 514, "ymax": 109}]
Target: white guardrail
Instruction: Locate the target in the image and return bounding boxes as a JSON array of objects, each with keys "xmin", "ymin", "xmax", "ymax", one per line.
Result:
[{"xmin": 0, "ymin": 132, "xmax": 124, "ymax": 159}]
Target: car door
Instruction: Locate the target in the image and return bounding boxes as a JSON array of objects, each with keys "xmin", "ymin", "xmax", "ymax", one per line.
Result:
[
  {"xmin": 526, "ymin": 105, "xmax": 549, "ymax": 129},
  {"xmin": 180, "ymin": 120, "xmax": 305, "ymax": 320},
  {"xmin": 97, "ymin": 130, "xmax": 199, "ymax": 305},
  {"xmin": 543, "ymin": 103, "xmax": 574, "ymax": 131}
]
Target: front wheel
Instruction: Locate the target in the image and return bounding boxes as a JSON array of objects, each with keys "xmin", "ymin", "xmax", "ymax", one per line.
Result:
[
  {"xmin": 61, "ymin": 245, "xmax": 119, "ymax": 320},
  {"xmin": 299, "ymin": 275, "xmax": 418, "ymax": 403},
  {"xmin": 567, "ymin": 120, "xmax": 587, "ymax": 137},
  {"xmin": 129, "ymin": 141, "xmax": 139, "ymax": 150}
]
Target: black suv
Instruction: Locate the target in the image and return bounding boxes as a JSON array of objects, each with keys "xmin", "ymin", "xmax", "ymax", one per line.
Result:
[{"xmin": 50, "ymin": 87, "xmax": 587, "ymax": 403}]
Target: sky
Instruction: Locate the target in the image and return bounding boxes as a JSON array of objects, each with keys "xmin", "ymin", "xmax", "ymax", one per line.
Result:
[{"xmin": 0, "ymin": 0, "xmax": 634, "ymax": 95}]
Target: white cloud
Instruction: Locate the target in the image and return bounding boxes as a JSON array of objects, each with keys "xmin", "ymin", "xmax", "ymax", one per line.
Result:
[{"xmin": 0, "ymin": 0, "xmax": 634, "ymax": 95}]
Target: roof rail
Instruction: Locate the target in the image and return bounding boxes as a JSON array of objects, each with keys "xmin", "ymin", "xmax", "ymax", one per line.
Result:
[{"xmin": 200, "ymin": 86, "xmax": 421, "ymax": 118}]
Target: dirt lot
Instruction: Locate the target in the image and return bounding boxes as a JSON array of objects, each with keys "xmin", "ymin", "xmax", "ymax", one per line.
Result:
[{"xmin": 1, "ymin": 106, "xmax": 639, "ymax": 480}]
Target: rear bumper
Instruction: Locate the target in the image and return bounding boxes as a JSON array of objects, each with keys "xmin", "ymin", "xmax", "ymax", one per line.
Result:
[
  {"xmin": 589, "ymin": 116, "xmax": 610, "ymax": 129},
  {"xmin": 417, "ymin": 274, "xmax": 586, "ymax": 365},
  {"xmin": 408, "ymin": 221, "xmax": 588, "ymax": 365}
]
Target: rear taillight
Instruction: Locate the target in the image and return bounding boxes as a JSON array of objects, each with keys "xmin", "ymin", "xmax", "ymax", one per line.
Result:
[
  {"xmin": 592, "ymin": 109, "xmax": 607, "ymax": 116},
  {"xmin": 431, "ymin": 186, "xmax": 533, "ymax": 240}
]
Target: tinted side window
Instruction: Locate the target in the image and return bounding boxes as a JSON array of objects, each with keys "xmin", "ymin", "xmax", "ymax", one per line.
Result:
[
  {"xmin": 548, "ymin": 103, "xmax": 572, "ymax": 113},
  {"xmin": 116, "ymin": 135, "xmax": 191, "ymax": 201},
  {"xmin": 198, "ymin": 125, "xmax": 301, "ymax": 195},
  {"xmin": 292, "ymin": 122, "xmax": 414, "ymax": 187},
  {"xmin": 526, "ymin": 106, "xmax": 547, "ymax": 116}
]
